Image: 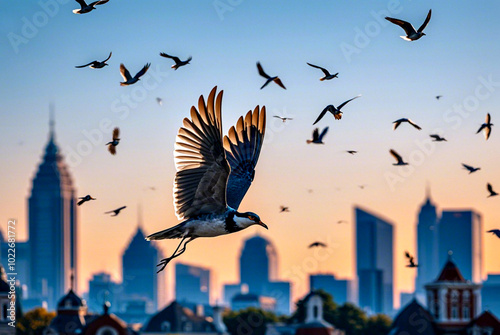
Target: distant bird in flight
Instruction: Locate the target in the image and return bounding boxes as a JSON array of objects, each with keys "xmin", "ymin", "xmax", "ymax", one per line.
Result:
[
  {"xmin": 105, "ymin": 206, "xmax": 127, "ymax": 216},
  {"xmin": 430, "ymin": 134, "xmax": 447, "ymax": 142},
  {"xmin": 313, "ymin": 95, "xmax": 361, "ymax": 124},
  {"xmin": 393, "ymin": 118, "xmax": 422, "ymax": 131},
  {"xmin": 487, "ymin": 183, "xmax": 498, "ymax": 198},
  {"xmin": 487, "ymin": 229, "xmax": 500, "ymax": 238},
  {"xmin": 462, "ymin": 163, "xmax": 480, "ymax": 174},
  {"xmin": 309, "ymin": 242, "xmax": 327, "ymax": 248},
  {"xmin": 385, "ymin": 9, "xmax": 432, "ymax": 41},
  {"xmin": 256, "ymin": 62, "xmax": 286, "ymax": 90},
  {"xmin": 306, "ymin": 63, "xmax": 339, "ymax": 81},
  {"xmin": 307, "ymin": 127, "xmax": 329, "ymax": 144},
  {"xmin": 273, "ymin": 115, "xmax": 293, "ymax": 122},
  {"xmin": 106, "ymin": 127, "xmax": 120, "ymax": 155},
  {"xmin": 476, "ymin": 113, "xmax": 493, "ymax": 140},
  {"xmin": 358, "ymin": 185, "xmax": 367, "ymax": 190},
  {"xmin": 337, "ymin": 220, "xmax": 348, "ymax": 224},
  {"xmin": 78, "ymin": 195, "xmax": 96, "ymax": 206},
  {"xmin": 75, "ymin": 52, "xmax": 112, "ymax": 69},
  {"xmin": 160, "ymin": 53, "xmax": 192, "ymax": 70},
  {"xmin": 436, "ymin": 95, "xmax": 443, "ymax": 100},
  {"xmin": 390, "ymin": 149, "xmax": 408, "ymax": 166},
  {"xmin": 156, "ymin": 97, "xmax": 163, "ymax": 106},
  {"xmin": 146, "ymin": 87, "xmax": 268, "ymax": 272},
  {"xmin": 72, "ymin": 0, "xmax": 109, "ymax": 14},
  {"xmin": 120, "ymin": 63, "xmax": 150, "ymax": 86},
  {"xmin": 280, "ymin": 206, "xmax": 290, "ymax": 213},
  {"xmin": 346, "ymin": 150, "xmax": 357, "ymax": 155},
  {"xmin": 405, "ymin": 251, "xmax": 419, "ymax": 267}
]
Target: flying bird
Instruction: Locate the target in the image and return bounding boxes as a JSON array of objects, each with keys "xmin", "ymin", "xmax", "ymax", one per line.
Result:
[
  {"xmin": 159, "ymin": 53, "xmax": 192, "ymax": 70},
  {"xmin": 462, "ymin": 163, "xmax": 480, "ymax": 174},
  {"xmin": 337, "ymin": 220, "xmax": 348, "ymax": 224},
  {"xmin": 405, "ymin": 251, "xmax": 418, "ymax": 267},
  {"xmin": 313, "ymin": 95, "xmax": 361, "ymax": 124},
  {"xmin": 156, "ymin": 97, "xmax": 163, "ymax": 106},
  {"xmin": 436, "ymin": 95, "xmax": 443, "ymax": 100},
  {"xmin": 476, "ymin": 113, "xmax": 493, "ymax": 140},
  {"xmin": 487, "ymin": 229, "xmax": 500, "ymax": 238},
  {"xmin": 430, "ymin": 134, "xmax": 447, "ymax": 142},
  {"xmin": 306, "ymin": 63, "xmax": 339, "ymax": 81},
  {"xmin": 346, "ymin": 150, "xmax": 357, "ymax": 155},
  {"xmin": 385, "ymin": 9, "xmax": 432, "ymax": 41},
  {"xmin": 273, "ymin": 115, "xmax": 293, "ymax": 122},
  {"xmin": 106, "ymin": 127, "xmax": 120, "ymax": 155},
  {"xmin": 280, "ymin": 206, "xmax": 290, "ymax": 213},
  {"xmin": 75, "ymin": 52, "xmax": 112, "ymax": 69},
  {"xmin": 78, "ymin": 195, "xmax": 96, "ymax": 206},
  {"xmin": 256, "ymin": 62, "xmax": 286, "ymax": 90},
  {"xmin": 146, "ymin": 87, "xmax": 268, "ymax": 272},
  {"xmin": 309, "ymin": 242, "xmax": 327, "ymax": 248},
  {"xmin": 72, "ymin": 0, "xmax": 109, "ymax": 14},
  {"xmin": 105, "ymin": 206, "xmax": 127, "ymax": 216},
  {"xmin": 119, "ymin": 63, "xmax": 150, "ymax": 86},
  {"xmin": 390, "ymin": 149, "xmax": 408, "ymax": 166},
  {"xmin": 307, "ymin": 127, "xmax": 329, "ymax": 144},
  {"xmin": 393, "ymin": 118, "xmax": 422, "ymax": 131},
  {"xmin": 487, "ymin": 183, "xmax": 498, "ymax": 198}
]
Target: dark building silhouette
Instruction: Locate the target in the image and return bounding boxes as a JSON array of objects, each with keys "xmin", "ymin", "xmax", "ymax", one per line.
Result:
[
  {"xmin": 175, "ymin": 263, "xmax": 210, "ymax": 306},
  {"xmin": 482, "ymin": 274, "xmax": 500, "ymax": 317},
  {"xmin": 309, "ymin": 274, "xmax": 354, "ymax": 305},
  {"xmin": 28, "ymin": 116, "xmax": 78, "ymax": 309},
  {"xmin": 355, "ymin": 206, "xmax": 394, "ymax": 314}
]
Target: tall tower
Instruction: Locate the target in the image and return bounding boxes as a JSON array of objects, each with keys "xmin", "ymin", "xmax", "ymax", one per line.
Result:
[
  {"xmin": 355, "ymin": 206, "xmax": 394, "ymax": 314},
  {"xmin": 28, "ymin": 112, "xmax": 78, "ymax": 309},
  {"xmin": 415, "ymin": 188, "xmax": 439, "ymax": 300}
]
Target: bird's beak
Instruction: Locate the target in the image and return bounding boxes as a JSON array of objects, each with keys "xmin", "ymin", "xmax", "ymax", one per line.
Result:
[{"xmin": 258, "ymin": 221, "xmax": 268, "ymax": 230}]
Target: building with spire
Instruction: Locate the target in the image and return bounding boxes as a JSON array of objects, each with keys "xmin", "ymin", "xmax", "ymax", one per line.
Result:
[
  {"xmin": 28, "ymin": 111, "xmax": 78, "ymax": 309},
  {"xmin": 415, "ymin": 188, "xmax": 440, "ymax": 301}
]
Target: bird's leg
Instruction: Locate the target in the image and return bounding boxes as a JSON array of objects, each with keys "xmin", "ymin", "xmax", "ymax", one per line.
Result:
[{"xmin": 156, "ymin": 236, "xmax": 187, "ymax": 273}]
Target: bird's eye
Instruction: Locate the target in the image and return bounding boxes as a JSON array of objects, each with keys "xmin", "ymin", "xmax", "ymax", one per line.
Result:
[{"xmin": 248, "ymin": 215, "xmax": 254, "ymax": 220}]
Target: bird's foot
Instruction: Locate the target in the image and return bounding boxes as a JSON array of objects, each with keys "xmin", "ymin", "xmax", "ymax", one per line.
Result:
[{"xmin": 156, "ymin": 258, "xmax": 172, "ymax": 273}]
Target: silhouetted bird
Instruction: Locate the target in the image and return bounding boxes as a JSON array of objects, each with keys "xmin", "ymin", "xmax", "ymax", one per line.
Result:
[
  {"xmin": 487, "ymin": 183, "xmax": 498, "ymax": 197},
  {"xmin": 306, "ymin": 63, "xmax": 338, "ymax": 81},
  {"xmin": 273, "ymin": 115, "xmax": 293, "ymax": 122},
  {"xmin": 156, "ymin": 97, "xmax": 163, "ymax": 106},
  {"xmin": 393, "ymin": 118, "xmax": 422, "ymax": 130},
  {"xmin": 462, "ymin": 163, "xmax": 480, "ymax": 174},
  {"xmin": 430, "ymin": 134, "xmax": 447, "ymax": 142},
  {"xmin": 160, "ymin": 53, "xmax": 192, "ymax": 70},
  {"xmin": 487, "ymin": 229, "xmax": 500, "ymax": 238},
  {"xmin": 436, "ymin": 95, "xmax": 442, "ymax": 100},
  {"xmin": 476, "ymin": 113, "xmax": 493, "ymax": 140},
  {"xmin": 385, "ymin": 9, "xmax": 432, "ymax": 41},
  {"xmin": 405, "ymin": 251, "xmax": 419, "ymax": 267},
  {"xmin": 390, "ymin": 149, "xmax": 408, "ymax": 166},
  {"xmin": 313, "ymin": 95, "xmax": 361, "ymax": 124},
  {"xmin": 75, "ymin": 52, "xmax": 112, "ymax": 69},
  {"xmin": 346, "ymin": 150, "xmax": 357, "ymax": 155},
  {"xmin": 337, "ymin": 220, "xmax": 348, "ymax": 224},
  {"xmin": 280, "ymin": 206, "xmax": 290, "ymax": 213},
  {"xmin": 72, "ymin": 0, "xmax": 109, "ymax": 14},
  {"xmin": 119, "ymin": 63, "xmax": 150, "ymax": 86},
  {"xmin": 146, "ymin": 87, "xmax": 268, "ymax": 272},
  {"xmin": 78, "ymin": 195, "xmax": 96, "ymax": 206},
  {"xmin": 105, "ymin": 206, "xmax": 127, "ymax": 216},
  {"xmin": 309, "ymin": 242, "xmax": 327, "ymax": 248},
  {"xmin": 106, "ymin": 127, "xmax": 120, "ymax": 155},
  {"xmin": 256, "ymin": 62, "xmax": 286, "ymax": 89},
  {"xmin": 307, "ymin": 127, "xmax": 329, "ymax": 144}
]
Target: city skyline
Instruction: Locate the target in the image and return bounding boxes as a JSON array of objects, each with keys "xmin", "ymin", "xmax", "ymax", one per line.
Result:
[{"xmin": 2, "ymin": 1, "xmax": 500, "ymax": 311}]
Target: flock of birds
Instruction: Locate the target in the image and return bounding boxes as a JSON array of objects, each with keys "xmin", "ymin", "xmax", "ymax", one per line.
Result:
[{"xmin": 69, "ymin": 2, "xmax": 499, "ymax": 273}]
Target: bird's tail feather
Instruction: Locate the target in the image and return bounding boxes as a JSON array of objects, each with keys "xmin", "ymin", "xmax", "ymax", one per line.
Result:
[{"xmin": 146, "ymin": 222, "xmax": 186, "ymax": 241}]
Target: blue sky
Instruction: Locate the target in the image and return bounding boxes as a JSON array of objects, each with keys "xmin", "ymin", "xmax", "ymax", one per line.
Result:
[{"xmin": 1, "ymin": 0, "xmax": 500, "ymax": 306}]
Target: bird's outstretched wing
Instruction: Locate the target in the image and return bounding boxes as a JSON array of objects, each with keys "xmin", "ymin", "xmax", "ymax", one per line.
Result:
[
  {"xmin": 224, "ymin": 106, "xmax": 266, "ymax": 210},
  {"xmin": 75, "ymin": 0, "xmax": 87, "ymax": 8},
  {"xmin": 102, "ymin": 51, "xmax": 112, "ymax": 62},
  {"xmin": 313, "ymin": 106, "xmax": 331, "ymax": 125},
  {"xmin": 120, "ymin": 64, "xmax": 132, "ymax": 81},
  {"xmin": 318, "ymin": 127, "xmax": 329, "ymax": 141},
  {"xmin": 77, "ymin": 199, "xmax": 86, "ymax": 206},
  {"xmin": 273, "ymin": 78, "xmax": 286, "ymax": 89},
  {"xmin": 174, "ymin": 87, "xmax": 229, "ymax": 219},
  {"xmin": 462, "ymin": 163, "xmax": 473, "ymax": 171},
  {"xmin": 307, "ymin": 63, "xmax": 330, "ymax": 76},
  {"xmin": 337, "ymin": 95, "xmax": 361, "ymax": 110},
  {"xmin": 75, "ymin": 61, "xmax": 95, "ymax": 68},
  {"xmin": 385, "ymin": 17, "xmax": 417, "ymax": 36},
  {"xmin": 418, "ymin": 9, "xmax": 432, "ymax": 33},
  {"xmin": 486, "ymin": 113, "xmax": 491, "ymax": 124},
  {"xmin": 390, "ymin": 149, "xmax": 403, "ymax": 163},
  {"xmin": 487, "ymin": 183, "xmax": 495, "ymax": 194},
  {"xmin": 407, "ymin": 119, "xmax": 422, "ymax": 130},
  {"xmin": 160, "ymin": 53, "xmax": 181, "ymax": 63},
  {"xmin": 89, "ymin": 0, "xmax": 109, "ymax": 6},
  {"xmin": 112, "ymin": 127, "xmax": 119, "ymax": 140},
  {"xmin": 134, "ymin": 63, "xmax": 150, "ymax": 79},
  {"xmin": 257, "ymin": 62, "xmax": 270, "ymax": 79},
  {"xmin": 108, "ymin": 144, "xmax": 116, "ymax": 155}
]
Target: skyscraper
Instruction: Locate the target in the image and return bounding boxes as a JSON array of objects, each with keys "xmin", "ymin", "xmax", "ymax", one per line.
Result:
[
  {"xmin": 175, "ymin": 262, "xmax": 210, "ymax": 305},
  {"xmin": 309, "ymin": 273, "xmax": 354, "ymax": 305},
  {"xmin": 415, "ymin": 190, "xmax": 439, "ymax": 298},
  {"xmin": 438, "ymin": 210, "xmax": 483, "ymax": 283},
  {"xmin": 28, "ymin": 115, "xmax": 78, "ymax": 309},
  {"xmin": 88, "ymin": 272, "xmax": 118, "ymax": 313},
  {"xmin": 121, "ymin": 225, "xmax": 165, "ymax": 312},
  {"xmin": 239, "ymin": 235, "xmax": 277, "ymax": 294},
  {"xmin": 355, "ymin": 206, "xmax": 394, "ymax": 314}
]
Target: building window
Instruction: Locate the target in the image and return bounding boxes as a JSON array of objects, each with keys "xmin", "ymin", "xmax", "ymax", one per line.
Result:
[
  {"xmin": 451, "ymin": 290, "xmax": 459, "ymax": 320},
  {"xmin": 463, "ymin": 306, "xmax": 470, "ymax": 319}
]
